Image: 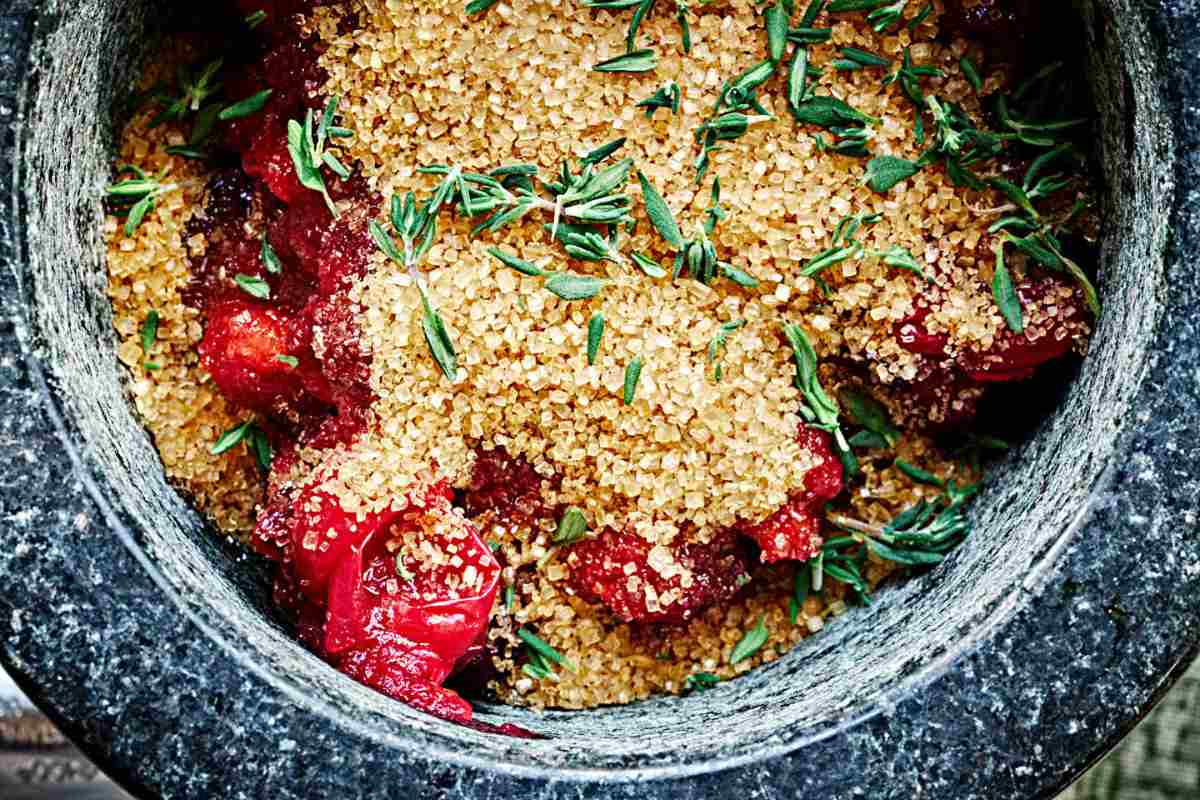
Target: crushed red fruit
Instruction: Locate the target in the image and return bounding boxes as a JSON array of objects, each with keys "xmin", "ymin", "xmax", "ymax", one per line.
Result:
[
  {"xmin": 740, "ymin": 426, "xmax": 843, "ymax": 563},
  {"xmin": 895, "ymin": 274, "xmax": 1090, "ymax": 426},
  {"xmin": 461, "ymin": 447, "xmax": 547, "ymax": 521},
  {"xmin": 322, "ymin": 491, "xmax": 500, "ymax": 712},
  {"xmin": 199, "ymin": 298, "xmax": 331, "ymax": 413},
  {"xmin": 568, "ymin": 527, "xmax": 750, "ymax": 624}
]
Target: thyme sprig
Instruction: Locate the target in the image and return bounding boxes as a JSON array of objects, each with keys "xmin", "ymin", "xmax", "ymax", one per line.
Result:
[
  {"xmin": 799, "ymin": 211, "xmax": 928, "ymax": 283},
  {"xmin": 818, "ymin": 473, "xmax": 977, "ymax": 604},
  {"xmin": 637, "ymin": 81, "xmax": 681, "ymax": 117},
  {"xmin": 286, "ymin": 95, "xmax": 354, "ymax": 216},
  {"xmin": 147, "ymin": 59, "xmax": 223, "ymax": 129},
  {"xmin": 780, "ymin": 323, "xmax": 850, "ymax": 458},
  {"xmin": 420, "ymin": 150, "xmax": 635, "ymax": 240},
  {"xmin": 105, "ymin": 165, "xmax": 180, "ymax": 236},
  {"xmin": 638, "ymin": 173, "xmax": 758, "ymax": 287},
  {"xmin": 370, "ymin": 186, "xmax": 460, "ymax": 380},
  {"xmin": 211, "ymin": 420, "xmax": 273, "ymax": 470},
  {"xmin": 707, "ymin": 319, "xmax": 746, "ymax": 382},
  {"xmin": 827, "ymin": 0, "xmax": 911, "ymax": 33}
]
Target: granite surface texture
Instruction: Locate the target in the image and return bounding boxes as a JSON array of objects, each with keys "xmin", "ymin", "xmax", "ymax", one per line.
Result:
[{"xmin": 0, "ymin": 0, "xmax": 1198, "ymax": 798}]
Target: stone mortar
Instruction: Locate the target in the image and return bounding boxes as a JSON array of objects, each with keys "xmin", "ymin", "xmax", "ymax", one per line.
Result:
[{"xmin": 0, "ymin": 0, "xmax": 1197, "ymax": 798}]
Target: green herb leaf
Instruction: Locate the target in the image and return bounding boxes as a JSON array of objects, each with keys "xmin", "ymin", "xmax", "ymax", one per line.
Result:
[
  {"xmin": 864, "ymin": 155, "xmax": 919, "ymax": 192},
  {"xmin": 593, "ymin": 49, "xmax": 658, "ymax": 73},
  {"xmin": 581, "ymin": 137, "xmax": 627, "ymax": 166},
  {"xmin": 781, "ymin": 322, "xmax": 848, "ymax": 452},
  {"xmin": 991, "ymin": 241, "xmax": 1024, "ymax": 334},
  {"xmin": 766, "ymin": 1, "xmax": 790, "ymax": 63},
  {"xmin": 791, "ymin": 94, "xmax": 877, "ymax": 128},
  {"xmin": 554, "ymin": 507, "xmax": 589, "ymax": 545},
  {"xmin": 219, "ymin": 88, "xmax": 273, "ymax": 120},
  {"xmin": 684, "ymin": 672, "xmax": 721, "ymax": 692},
  {"xmin": 637, "ymin": 170, "xmax": 684, "ymax": 250},
  {"xmin": 211, "ymin": 421, "xmax": 253, "ymax": 455},
  {"xmin": 275, "ymin": 354, "xmax": 299, "ymax": 368},
  {"xmin": 636, "ymin": 82, "xmax": 681, "ymax": 118},
  {"xmin": 248, "ymin": 425, "xmax": 274, "ymax": 470},
  {"xmin": 518, "ymin": 628, "xmax": 578, "ymax": 673},
  {"xmin": 587, "ymin": 313, "xmax": 605, "ymax": 365},
  {"xmin": 420, "ymin": 292, "xmax": 459, "ymax": 381},
  {"xmin": 545, "ymin": 273, "xmax": 605, "ymax": 301},
  {"xmin": 719, "ymin": 262, "xmax": 760, "ymax": 288},
  {"xmin": 838, "ymin": 386, "xmax": 900, "ymax": 446},
  {"xmin": 630, "ymin": 251, "xmax": 668, "ymax": 279},
  {"xmin": 787, "ymin": 46, "xmax": 809, "ymax": 114},
  {"xmin": 960, "ymin": 55, "xmax": 982, "ymax": 93},
  {"xmin": 140, "ymin": 310, "xmax": 159, "ymax": 356},
  {"xmin": 800, "ymin": 0, "xmax": 826, "ymax": 26},
  {"xmin": 261, "ymin": 233, "xmax": 283, "ymax": 274},
  {"xmin": 730, "ymin": 616, "xmax": 769, "ymax": 664},
  {"xmin": 894, "ymin": 458, "xmax": 945, "ymax": 488},
  {"xmin": 234, "ymin": 273, "xmax": 270, "ymax": 299},
  {"xmin": 287, "ymin": 117, "xmax": 323, "ymax": 193},
  {"xmin": 793, "ymin": 564, "xmax": 811, "ymax": 616},
  {"xmin": 623, "ymin": 356, "xmax": 644, "ymax": 405},
  {"xmin": 465, "ymin": 0, "xmax": 501, "ymax": 12},
  {"xmin": 245, "ymin": 9, "xmax": 267, "ymax": 27},
  {"xmin": 488, "ymin": 247, "xmax": 547, "ymax": 277}
]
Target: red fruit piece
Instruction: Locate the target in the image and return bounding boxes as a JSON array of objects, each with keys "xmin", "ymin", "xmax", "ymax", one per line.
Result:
[
  {"xmin": 740, "ymin": 426, "xmax": 843, "ymax": 563},
  {"xmin": 336, "ymin": 642, "xmax": 475, "ymax": 723},
  {"xmin": 320, "ymin": 491, "xmax": 501, "ymax": 722},
  {"xmin": 461, "ymin": 447, "xmax": 546, "ymax": 521},
  {"xmin": 324, "ymin": 494, "xmax": 499, "ymax": 657},
  {"xmin": 317, "ymin": 214, "xmax": 375, "ymax": 295},
  {"xmin": 199, "ymin": 299, "xmax": 330, "ymax": 412},
  {"xmin": 959, "ymin": 275, "xmax": 1089, "ymax": 382},
  {"xmin": 568, "ymin": 528, "xmax": 750, "ymax": 623},
  {"xmin": 243, "ymin": 121, "xmax": 306, "ymax": 204},
  {"xmin": 269, "ymin": 193, "xmax": 332, "ymax": 277},
  {"xmin": 895, "ymin": 302, "xmax": 949, "ymax": 357}
]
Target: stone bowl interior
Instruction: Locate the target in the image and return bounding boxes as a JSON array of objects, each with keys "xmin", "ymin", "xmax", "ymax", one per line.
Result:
[{"xmin": 13, "ymin": 0, "xmax": 1172, "ymax": 784}]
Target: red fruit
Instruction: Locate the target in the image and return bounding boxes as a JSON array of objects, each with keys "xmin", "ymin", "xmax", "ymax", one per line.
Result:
[
  {"xmin": 323, "ymin": 494, "xmax": 499, "ymax": 654},
  {"xmin": 959, "ymin": 275, "xmax": 1089, "ymax": 382},
  {"xmin": 269, "ymin": 193, "xmax": 332, "ymax": 277},
  {"xmin": 336, "ymin": 642, "xmax": 474, "ymax": 723},
  {"xmin": 462, "ymin": 447, "xmax": 546, "ymax": 521},
  {"xmin": 740, "ymin": 426, "xmax": 843, "ymax": 563},
  {"xmin": 199, "ymin": 299, "xmax": 329, "ymax": 412},
  {"xmin": 243, "ymin": 121, "xmax": 306, "ymax": 204},
  {"xmin": 320, "ymin": 491, "xmax": 500, "ymax": 722},
  {"xmin": 317, "ymin": 215, "xmax": 375, "ymax": 294},
  {"xmin": 895, "ymin": 302, "xmax": 949, "ymax": 357},
  {"xmin": 305, "ymin": 292, "xmax": 373, "ymax": 413},
  {"xmin": 568, "ymin": 528, "xmax": 750, "ymax": 623}
]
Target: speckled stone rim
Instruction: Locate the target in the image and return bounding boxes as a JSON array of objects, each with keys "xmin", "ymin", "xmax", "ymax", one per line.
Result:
[{"xmin": 0, "ymin": 1, "xmax": 1198, "ymax": 798}]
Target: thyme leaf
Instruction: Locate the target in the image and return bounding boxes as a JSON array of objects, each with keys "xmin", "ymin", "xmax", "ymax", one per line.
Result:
[
  {"xmin": 623, "ymin": 357, "xmax": 644, "ymax": 405},
  {"xmin": 637, "ymin": 82, "xmax": 681, "ymax": 117},
  {"xmin": 864, "ymin": 154, "xmax": 919, "ymax": 192},
  {"xmin": 234, "ymin": 273, "xmax": 270, "ymax": 299},
  {"xmin": 730, "ymin": 616, "xmax": 768, "ymax": 664},
  {"xmin": 593, "ymin": 48, "xmax": 658, "ymax": 73},
  {"xmin": 219, "ymin": 88, "xmax": 273, "ymax": 121},
  {"xmin": 587, "ymin": 313, "xmax": 605, "ymax": 365}
]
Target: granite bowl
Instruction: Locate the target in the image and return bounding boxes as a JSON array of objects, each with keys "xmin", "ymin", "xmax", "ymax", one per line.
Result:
[{"xmin": 1, "ymin": 1, "xmax": 1199, "ymax": 798}]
